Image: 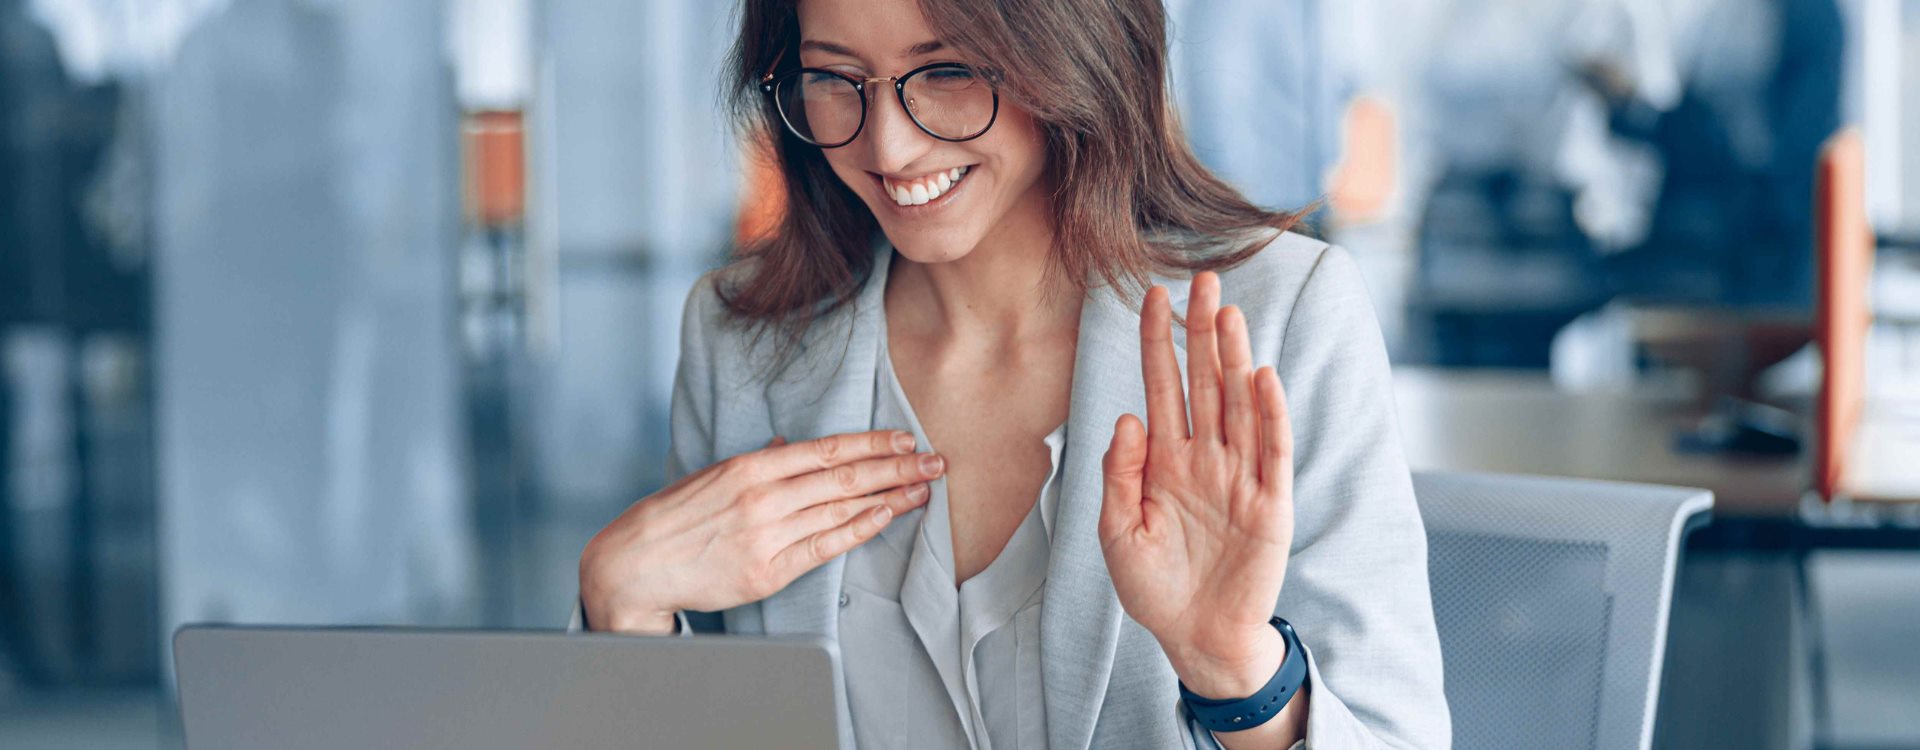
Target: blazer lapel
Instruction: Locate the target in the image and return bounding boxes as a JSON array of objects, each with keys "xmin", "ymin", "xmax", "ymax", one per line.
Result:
[
  {"xmin": 1044, "ymin": 275, "xmax": 1189, "ymax": 750},
  {"xmin": 758, "ymin": 244, "xmax": 895, "ymax": 638}
]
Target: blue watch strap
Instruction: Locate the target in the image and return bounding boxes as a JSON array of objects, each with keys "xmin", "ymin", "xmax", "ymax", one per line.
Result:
[{"xmin": 1178, "ymin": 616, "xmax": 1308, "ymax": 733}]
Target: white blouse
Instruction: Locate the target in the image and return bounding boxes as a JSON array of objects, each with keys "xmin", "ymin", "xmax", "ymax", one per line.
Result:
[{"xmin": 833, "ymin": 326, "xmax": 1065, "ymax": 750}]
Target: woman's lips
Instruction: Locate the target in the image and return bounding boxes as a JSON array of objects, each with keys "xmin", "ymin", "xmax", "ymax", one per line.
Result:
[{"xmin": 873, "ymin": 165, "xmax": 975, "ymax": 214}]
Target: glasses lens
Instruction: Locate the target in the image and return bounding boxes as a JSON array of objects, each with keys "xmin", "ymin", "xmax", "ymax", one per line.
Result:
[
  {"xmin": 902, "ymin": 65, "xmax": 995, "ymax": 140},
  {"xmin": 776, "ymin": 71, "xmax": 863, "ymax": 146}
]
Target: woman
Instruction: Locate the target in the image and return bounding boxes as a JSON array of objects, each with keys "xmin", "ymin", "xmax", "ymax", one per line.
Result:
[{"xmin": 574, "ymin": 0, "xmax": 1449, "ymax": 747}]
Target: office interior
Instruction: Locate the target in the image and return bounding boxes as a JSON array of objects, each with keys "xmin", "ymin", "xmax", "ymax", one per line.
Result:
[{"xmin": 1, "ymin": 0, "xmax": 1918, "ymax": 748}]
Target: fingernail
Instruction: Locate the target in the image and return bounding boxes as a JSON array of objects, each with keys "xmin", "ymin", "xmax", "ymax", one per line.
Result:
[
  {"xmin": 892, "ymin": 431, "xmax": 916, "ymax": 453},
  {"xmin": 907, "ymin": 483, "xmax": 930, "ymax": 502},
  {"xmin": 919, "ymin": 454, "xmax": 945, "ymax": 475},
  {"xmin": 870, "ymin": 506, "xmax": 893, "ymax": 525}
]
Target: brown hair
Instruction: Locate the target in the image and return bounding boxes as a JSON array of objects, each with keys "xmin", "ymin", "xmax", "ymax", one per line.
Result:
[{"xmin": 719, "ymin": 0, "xmax": 1308, "ymax": 358}]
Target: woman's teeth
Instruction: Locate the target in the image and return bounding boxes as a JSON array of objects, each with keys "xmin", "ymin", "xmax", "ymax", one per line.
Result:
[{"xmin": 885, "ymin": 166, "xmax": 970, "ymax": 207}]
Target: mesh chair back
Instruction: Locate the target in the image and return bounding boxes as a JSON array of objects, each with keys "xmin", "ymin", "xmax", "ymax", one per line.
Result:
[{"xmin": 1414, "ymin": 472, "xmax": 1711, "ymax": 750}]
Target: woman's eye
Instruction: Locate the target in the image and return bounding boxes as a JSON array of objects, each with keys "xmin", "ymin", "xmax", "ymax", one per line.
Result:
[
  {"xmin": 920, "ymin": 67, "xmax": 979, "ymax": 91},
  {"xmin": 800, "ymin": 72, "xmax": 857, "ymax": 95}
]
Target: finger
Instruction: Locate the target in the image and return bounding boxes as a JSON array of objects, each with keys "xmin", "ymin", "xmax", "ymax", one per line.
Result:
[
  {"xmin": 772, "ymin": 452, "xmax": 946, "ymax": 514},
  {"xmin": 1217, "ymin": 306, "xmax": 1258, "ymax": 456},
  {"xmin": 1186, "ymin": 272, "xmax": 1224, "ymax": 443},
  {"xmin": 768, "ymin": 502, "xmax": 899, "ymax": 581},
  {"xmin": 779, "ymin": 482, "xmax": 931, "ymax": 544},
  {"xmin": 1100, "ymin": 413, "xmax": 1148, "ymax": 546},
  {"xmin": 1140, "ymin": 286, "xmax": 1190, "ymax": 440},
  {"xmin": 1254, "ymin": 367, "xmax": 1294, "ymax": 488},
  {"xmin": 750, "ymin": 429, "xmax": 918, "ymax": 480}
]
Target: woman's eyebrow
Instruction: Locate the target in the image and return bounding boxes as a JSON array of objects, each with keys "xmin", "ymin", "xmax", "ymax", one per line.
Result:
[
  {"xmin": 902, "ymin": 40, "xmax": 945, "ymax": 56},
  {"xmin": 798, "ymin": 39, "xmax": 946, "ymax": 60}
]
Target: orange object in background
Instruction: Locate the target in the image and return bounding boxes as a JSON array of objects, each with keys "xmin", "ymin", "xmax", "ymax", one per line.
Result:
[
  {"xmin": 464, "ymin": 110, "xmax": 526, "ymax": 227},
  {"xmin": 1813, "ymin": 128, "xmax": 1871, "ymax": 502},
  {"xmin": 735, "ymin": 133, "xmax": 788, "ymax": 247},
  {"xmin": 1328, "ymin": 95, "xmax": 1398, "ymax": 227}
]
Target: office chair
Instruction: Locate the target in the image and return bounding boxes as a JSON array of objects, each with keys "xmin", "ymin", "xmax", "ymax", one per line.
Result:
[{"xmin": 1414, "ymin": 471, "xmax": 1712, "ymax": 750}]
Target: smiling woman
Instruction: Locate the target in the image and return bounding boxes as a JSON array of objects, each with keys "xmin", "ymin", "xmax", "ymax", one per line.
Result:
[
  {"xmin": 574, "ymin": 1, "xmax": 1451, "ymax": 749},
  {"xmin": 719, "ymin": 0, "xmax": 1308, "ymax": 357}
]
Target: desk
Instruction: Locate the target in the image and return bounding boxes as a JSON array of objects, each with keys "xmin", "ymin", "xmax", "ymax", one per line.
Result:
[
  {"xmin": 1394, "ymin": 367, "xmax": 1920, "ymax": 749},
  {"xmin": 1397, "ymin": 366, "xmax": 1920, "ymax": 748},
  {"xmin": 1394, "ymin": 368, "xmax": 1808, "ymax": 517}
]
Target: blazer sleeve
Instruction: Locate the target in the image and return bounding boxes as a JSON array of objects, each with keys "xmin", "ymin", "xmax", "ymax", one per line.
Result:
[
  {"xmin": 1186, "ymin": 246, "xmax": 1451, "ymax": 749},
  {"xmin": 568, "ymin": 275, "xmax": 729, "ymax": 635}
]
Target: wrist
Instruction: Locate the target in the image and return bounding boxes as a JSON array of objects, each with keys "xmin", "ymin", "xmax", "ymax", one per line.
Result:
[
  {"xmin": 579, "ymin": 557, "xmax": 680, "ymax": 635},
  {"xmin": 622, "ymin": 606, "xmax": 683, "ymax": 636},
  {"xmin": 1179, "ymin": 618, "xmax": 1310, "ymax": 738},
  {"xmin": 603, "ymin": 607, "xmax": 679, "ymax": 635},
  {"xmin": 581, "ymin": 592, "xmax": 679, "ymax": 635},
  {"xmin": 1168, "ymin": 624, "xmax": 1287, "ymax": 699}
]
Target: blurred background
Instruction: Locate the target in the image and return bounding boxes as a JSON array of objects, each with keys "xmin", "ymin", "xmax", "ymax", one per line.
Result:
[{"xmin": 0, "ymin": 0, "xmax": 1916, "ymax": 748}]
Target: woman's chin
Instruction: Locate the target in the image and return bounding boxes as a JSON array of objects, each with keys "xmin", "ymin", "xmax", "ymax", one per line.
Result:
[{"xmin": 881, "ymin": 229, "xmax": 980, "ymax": 266}]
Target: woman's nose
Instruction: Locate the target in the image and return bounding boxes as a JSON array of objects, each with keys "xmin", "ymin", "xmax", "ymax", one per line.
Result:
[{"xmin": 860, "ymin": 82, "xmax": 934, "ymax": 175}]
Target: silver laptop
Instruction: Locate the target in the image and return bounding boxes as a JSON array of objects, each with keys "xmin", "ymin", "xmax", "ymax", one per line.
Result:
[{"xmin": 173, "ymin": 625, "xmax": 842, "ymax": 750}]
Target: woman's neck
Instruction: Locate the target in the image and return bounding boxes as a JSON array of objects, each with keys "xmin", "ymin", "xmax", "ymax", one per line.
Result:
[{"xmin": 885, "ymin": 209, "xmax": 1080, "ymax": 348}]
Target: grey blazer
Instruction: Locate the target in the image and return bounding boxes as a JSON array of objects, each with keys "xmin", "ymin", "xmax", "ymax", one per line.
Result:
[{"xmin": 582, "ymin": 229, "xmax": 1450, "ymax": 749}]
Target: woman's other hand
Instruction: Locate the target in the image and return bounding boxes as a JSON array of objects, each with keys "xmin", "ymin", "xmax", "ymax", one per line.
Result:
[
  {"xmin": 1099, "ymin": 271, "xmax": 1297, "ymax": 699},
  {"xmin": 579, "ymin": 430, "xmax": 944, "ymax": 634}
]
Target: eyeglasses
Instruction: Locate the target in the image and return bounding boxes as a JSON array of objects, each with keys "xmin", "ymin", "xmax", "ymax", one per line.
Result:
[{"xmin": 759, "ymin": 62, "xmax": 1000, "ymax": 149}]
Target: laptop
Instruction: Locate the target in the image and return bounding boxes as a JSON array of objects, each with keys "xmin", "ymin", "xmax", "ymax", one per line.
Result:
[{"xmin": 173, "ymin": 625, "xmax": 843, "ymax": 750}]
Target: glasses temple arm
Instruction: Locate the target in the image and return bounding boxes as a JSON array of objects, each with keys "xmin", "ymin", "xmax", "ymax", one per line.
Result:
[{"xmin": 760, "ymin": 43, "xmax": 787, "ymax": 84}]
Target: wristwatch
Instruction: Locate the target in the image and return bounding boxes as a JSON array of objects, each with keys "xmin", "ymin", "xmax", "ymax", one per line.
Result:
[{"xmin": 1178, "ymin": 616, "xmax": 1308, "ymax": 733}]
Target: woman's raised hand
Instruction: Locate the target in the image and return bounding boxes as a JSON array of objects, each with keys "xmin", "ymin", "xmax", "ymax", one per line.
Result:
[
  {"xmin": 579, "ymin": 430, "xmax": 944, "ymax": 634},
  {"xmin": 1098, "ymin": 271, "xmax": 1298, "ymax": 698}
]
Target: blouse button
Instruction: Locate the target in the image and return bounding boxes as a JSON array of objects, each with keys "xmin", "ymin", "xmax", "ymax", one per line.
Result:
[{"xmin": 838, "ymin": 591, "xmax": 851, "ymax": 608}]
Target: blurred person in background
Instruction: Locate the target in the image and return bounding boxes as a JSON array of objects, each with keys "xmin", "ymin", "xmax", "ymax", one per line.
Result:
[
  {"xmin": 1589, "ymin": 0, "xmax": 1845, "ymax": 312},
  {"xmin": 1404, "ymin": 0, "xmax": 1683, "ymax": 366},
  {"xmin": 1405, "ymin": 0, "xmax": 1842, "ymax": 368},
  {"xmin": 1164, "ymin": 0, "xmax": 1358, "ymax": 218},
  {"xmin": 1164, "ymin": 0, "xmax": 1437, "ymax": 356},
  {"xmin": 1165, "ymin": 0, "xmax": 1435, "ymax": 226},
  {"xmin": 574, "ymin": 0, "xmax": 1450, "ymax": 748},
  {"xmin": 2, "ymin": 0, "xmax": 146, "ymax": 690},
  {"xmin": 1548, "ymin": 0, "xmax": 1843, "ymax": 397},
  {"xmin": 0, "ymin": 0, "xmax": 61, "ymax": 689}
]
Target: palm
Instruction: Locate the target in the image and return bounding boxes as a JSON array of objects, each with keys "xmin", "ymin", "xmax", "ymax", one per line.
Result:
[{"xmin": 1099, "ymin": 273, "xmax": 1296, "ymax": 669}]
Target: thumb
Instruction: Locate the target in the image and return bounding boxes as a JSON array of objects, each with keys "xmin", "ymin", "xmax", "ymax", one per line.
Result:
[{"xmin": 1100, "ymin": 413, "xmax": 1148, "ymax": 546}]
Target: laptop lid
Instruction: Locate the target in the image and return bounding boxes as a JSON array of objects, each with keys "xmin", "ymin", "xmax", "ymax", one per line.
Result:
[{"xmin": 173, "ymin": 625, "xmax": 842, "ymax": 750}]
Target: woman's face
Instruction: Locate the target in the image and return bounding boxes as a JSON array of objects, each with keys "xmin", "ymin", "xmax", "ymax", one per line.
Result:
[{"xmin": 794, "ymin": 0, "xmax": 1051, "ymax": 265}]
